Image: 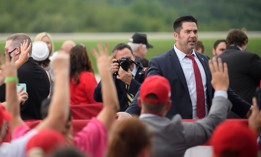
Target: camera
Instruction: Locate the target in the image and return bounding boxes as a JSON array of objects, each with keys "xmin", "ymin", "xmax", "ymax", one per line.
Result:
[{"xmin": 114, "ymin": 57, "xmax": 134, "ymax": 71}]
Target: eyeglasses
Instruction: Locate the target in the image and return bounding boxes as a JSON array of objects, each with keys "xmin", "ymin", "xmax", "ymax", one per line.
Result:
[{"xmin": 8, "ymin": 47, "xmax": 17, "ymax": 54}]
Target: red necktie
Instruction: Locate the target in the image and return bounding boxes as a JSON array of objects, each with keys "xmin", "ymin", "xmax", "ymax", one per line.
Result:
[{"xmin": 186, "ymin": 55, "xmax": 205, "ymax": 118}]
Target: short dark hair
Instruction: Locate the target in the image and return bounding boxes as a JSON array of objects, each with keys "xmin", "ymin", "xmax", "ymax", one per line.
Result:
[
  {"xmin": 50, "ymin": 147, "xmax": 86, "ymax": 157},
  {"xmin": 226, "ymin": 29, "xmax": 248, "ymax": 47},
  {"xmin": 173, "ymin": 15, "xmax": 198, "ymax": 32},
  {"xmin": 213, "ymin": 39, "xmax": 226, "ymax": 50},
  {"xmin": 142, "ymin": 94, "xmax": 167, "ymax": 113},
  {"xmin": 195, "ymin": 41, "xmax": 205, "ymax": 53},
  {"xmin": 112, "ymin": 43, "xmax": 133, "ymax": 54},
  {"xmin": 107, "ymin": 117, "xmax": 152, "ymax": 157}
]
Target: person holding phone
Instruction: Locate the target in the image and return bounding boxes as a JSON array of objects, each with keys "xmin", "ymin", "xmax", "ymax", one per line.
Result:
[{"xmin": 0, "ymin": 33, "xmax": 50, "ymax": 120}]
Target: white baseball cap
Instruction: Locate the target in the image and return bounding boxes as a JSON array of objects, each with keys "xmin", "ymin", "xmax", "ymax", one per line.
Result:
[{"xmin": 32, "ymin": 41, "xmax": 49, "ymax": 61}]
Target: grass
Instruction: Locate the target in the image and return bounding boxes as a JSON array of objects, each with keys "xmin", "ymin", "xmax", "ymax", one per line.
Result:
[{"xmin": 1, "ymin": 38, "xmax": 261, "ymax": 73}]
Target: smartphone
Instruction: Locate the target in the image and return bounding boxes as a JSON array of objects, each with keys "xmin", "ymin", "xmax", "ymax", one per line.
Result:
[
  {"xmin": 17, "ymin": 83, "xmax": 27, "ymax": 92},
  {"xmin": 256, "ymin": 87, "xmax": 261, "ymax": 110}
]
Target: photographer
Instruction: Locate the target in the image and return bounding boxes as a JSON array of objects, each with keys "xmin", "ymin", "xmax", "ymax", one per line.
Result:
[{"xmin": 94, "ymin": 43, "xmax": 145, "ymax": 111}]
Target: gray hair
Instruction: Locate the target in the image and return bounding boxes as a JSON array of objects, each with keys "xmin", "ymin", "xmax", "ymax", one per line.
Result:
[{"xmin": 127, "ymin": 42, "xmax": 146, "ymax": 52}]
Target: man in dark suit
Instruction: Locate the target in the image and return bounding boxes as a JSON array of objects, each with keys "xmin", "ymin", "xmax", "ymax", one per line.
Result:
[
  {"xmin": 219, "ymin": 29, "xmax": 261, "ymax": 104},
  {"xmin": 138, "ymin": 57, "xmax": 232, "ymax": 157},
  {"xmin": 126, "ymin": 16, "xmax": 250, "ymax": 119},
  {"xmin": 94, "ymin": 43, "xmax": 145, "ymax": 111}
]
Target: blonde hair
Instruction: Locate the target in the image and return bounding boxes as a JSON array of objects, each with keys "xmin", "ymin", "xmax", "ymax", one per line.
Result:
[{"xmin": 34, "ymin": 32, "xmax": 54, "ymax": 55}]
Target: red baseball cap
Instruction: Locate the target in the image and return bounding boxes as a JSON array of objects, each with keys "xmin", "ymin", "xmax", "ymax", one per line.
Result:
[
  {"xmin": 140, "ymin": 75, "xmax": 171, "ymax": 104},
  {"xmin": 0, "ymin": 104, "xmax": 11, "ymax": 127},
  {"xmin": 26, "ymin": 129, "xmax": 66, "ymax": 154},
  {"xmin": 210, "ymin": 121, "xmax": 258, "ymax": 157}
]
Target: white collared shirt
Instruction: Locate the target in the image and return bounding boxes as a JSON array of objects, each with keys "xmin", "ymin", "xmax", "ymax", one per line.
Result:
[
  {"xmin": 174, "ymin": 45, "xmax": 207, "ymax": 119},
  {"xmin": 139, "ymin": 113, "xmax": 160, "ymax": 119},
  {"xmin": 132, "ymin": 64, "xmax": 137, "ymax": 77}
]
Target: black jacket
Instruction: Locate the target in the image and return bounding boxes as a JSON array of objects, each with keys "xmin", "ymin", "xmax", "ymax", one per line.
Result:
[
  {"xmin": 0, "ymin": 58, "xmax": 50, "ymax": 120},
  {"xmin": 219, "ymin": 45, "xmax": 261, "ymax": 104},
  {"xmin": 126, "ymin": 48, "xmax": 251, "ymax": 119},
  {"xmin": 94, "ymin": 62, "xmax": 145, "ymax": 111}
]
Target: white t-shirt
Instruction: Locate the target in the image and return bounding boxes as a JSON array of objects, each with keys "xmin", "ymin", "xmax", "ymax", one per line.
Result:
[
  {"xmin": 0, "ymin": 129, "xmax": 38, "ymax": 157},
  {"xmin": 0, "ymin": 143, "xmax": 10, "ymax": 156}
]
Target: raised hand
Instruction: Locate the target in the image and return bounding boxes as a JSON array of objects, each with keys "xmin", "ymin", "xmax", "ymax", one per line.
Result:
[
  {"xmin": 15, "ymin": 40, "xmax": 31, "ymax": 68},
  {"xmin": 91, "ymin": 43, "xmax": 119, "ymax": 129},
  {"xmin": 209, "ymin": 57, "xmax": 229, "ymax": 91},
  {"xmin": 91, "ymin": 43, "xmax": 111, "ymax": 74},
  {"xmin": 51, "ymin": 51, "xmax": 69, "ymax": 75},
  {"xmin": 36, "ymin": 51, "xmax": 70, "ymax": 132},
  {"xmin": 111, "ymin": 58, "xmax": 119, "ymax": 75},
  {"xmin": 0, "ymin": 51, "xmax": 17, "ymax": 78},
  {"xmin": 2, "ymin": 49, "xmax": 21, "ymax": 133},
  {"xmin": 248, "ymin": 98, "xmax": 261, "ymax": 134},
  {"xmin": 116, "ymin": 67, "xmax": 132, "ymax": 85}
]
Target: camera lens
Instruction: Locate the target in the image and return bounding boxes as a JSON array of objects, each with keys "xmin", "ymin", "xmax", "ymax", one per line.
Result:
[{"xmin": 119, "ymin": 58, "xmax": 131, "ymax": 71}]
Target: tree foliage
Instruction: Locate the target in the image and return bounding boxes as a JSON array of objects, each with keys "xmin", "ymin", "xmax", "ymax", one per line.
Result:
[{"xmin": 0, "ymin": 0, "xmax": 260, "ymax": 32}]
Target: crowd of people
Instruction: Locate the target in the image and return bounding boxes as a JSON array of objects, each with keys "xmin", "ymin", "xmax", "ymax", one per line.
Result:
[{"xmin": 0, "ymin": 15, "xmax": 261, "ymax": 157}]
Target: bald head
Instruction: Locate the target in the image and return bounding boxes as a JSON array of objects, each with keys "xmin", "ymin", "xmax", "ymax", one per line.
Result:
[{"xmin": 61, "ymin": 40, "xmax": 76, "ymax": 54}]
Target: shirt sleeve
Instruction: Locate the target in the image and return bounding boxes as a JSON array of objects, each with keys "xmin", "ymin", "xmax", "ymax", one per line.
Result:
[
  {"xmin": 214, "ymin": 90, "xmax": 228, "ymax": 99},
  {"xmin": 73, "ymin": 118, "xmax": 107, "ymax": 157},
  {"xmin": 12, "ymin": 123, "xmax": 31, "ymax": 140}
]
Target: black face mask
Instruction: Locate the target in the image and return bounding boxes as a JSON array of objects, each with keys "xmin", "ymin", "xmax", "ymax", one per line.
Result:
[{"xmin": 8, "ymin": 47, "xmax": 17, "ymax": 60}]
